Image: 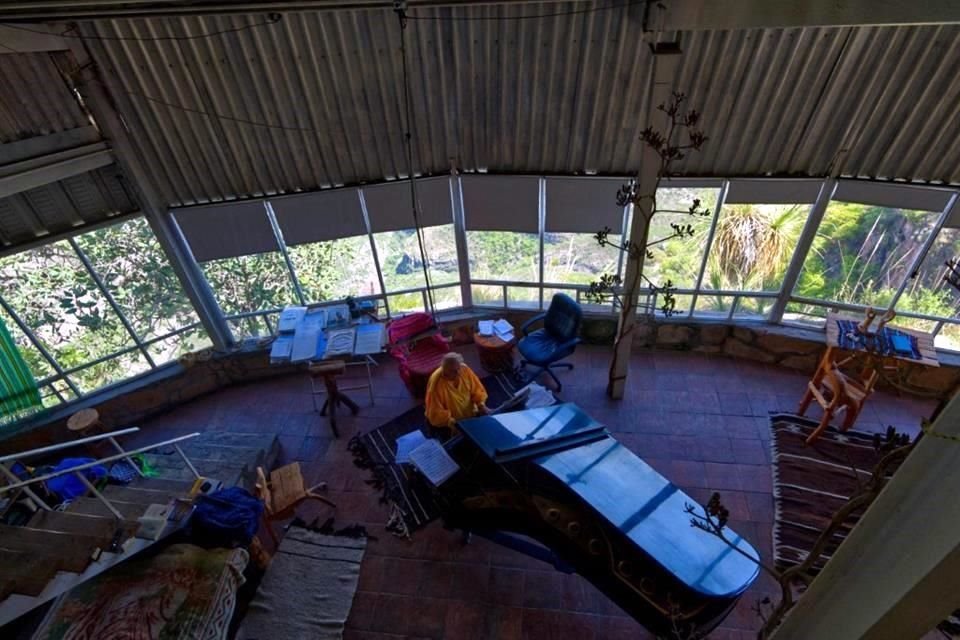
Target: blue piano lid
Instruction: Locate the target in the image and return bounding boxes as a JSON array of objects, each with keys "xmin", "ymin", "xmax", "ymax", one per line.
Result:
[
  {"xmin": 460, "ymin": 404, "xmax": 760, "ymax": 598},
  {"xmin": 458, "ymin": 403, "xmax": 604, "ymax": 460}
]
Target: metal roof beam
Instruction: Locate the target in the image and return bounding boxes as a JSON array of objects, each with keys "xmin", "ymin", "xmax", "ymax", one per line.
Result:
[
  {"xmin": 0, "ymin": 142, "xmax": 113, "ymax": 199},
  {"xmin": 0, "ymin": 1, "xmax": 546, "ymax": 21},
  {"xmin": 655, "ymin": 0, "xmax": 960, "ymax": 30}
]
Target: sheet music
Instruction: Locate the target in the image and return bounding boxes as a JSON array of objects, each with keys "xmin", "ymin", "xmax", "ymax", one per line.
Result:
[
  {"xmin": 409, "ymin": 439, "xmax": 460, "ymax": 486},
  {"xmin": 291, "ymin": 326, "xmax": 321, "ymax": 363},
  {"xmin": 324, "ymin": 327, "xmax": 356, "ymax": 358},
  {"xmin": 394, "ymin": 430, "xmax": 428, "ymax": 464},
  {"xmin": 354, "ymin": 323, "xmax": 385, "ymax": 355},
  {"xmin": 478, "ymin": 320, "xmax": 495, "ymax": 336}
]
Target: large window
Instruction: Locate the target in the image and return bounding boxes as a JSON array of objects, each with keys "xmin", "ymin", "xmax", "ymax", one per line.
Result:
[
  {"xmin": 288, "ymin": 235, "xmax": 379, "ymax": 303},
  {"xmin": 643, "ymin": 186, "xmax": 720, "ymax": 291},
  {"xmin": 894, "ymin": 226, "xmax": 960, "ymax": 350},
  {"xmin": 373, "ymin": 225, "xmax": 459, "ymax": 313},
  {"xmin": 794, "ymin": 201, "xmax": 939, "ymax": 308}
]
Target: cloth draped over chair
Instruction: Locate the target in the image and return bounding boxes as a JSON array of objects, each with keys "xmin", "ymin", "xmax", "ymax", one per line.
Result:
[{"xmin": 0, "ymin": 317, "xmax": 40, "ymax": 425}]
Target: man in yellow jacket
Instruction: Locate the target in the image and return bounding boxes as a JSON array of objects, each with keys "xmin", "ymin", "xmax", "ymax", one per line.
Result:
[{"xmin": 425, "ymin": 352, "xmax": 490, "ymax": 432}]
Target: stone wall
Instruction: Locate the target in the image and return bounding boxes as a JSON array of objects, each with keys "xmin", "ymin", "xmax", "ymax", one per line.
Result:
[{"xmin": 3, "ymin": 314, "xmax": 956, "ymax": 455}]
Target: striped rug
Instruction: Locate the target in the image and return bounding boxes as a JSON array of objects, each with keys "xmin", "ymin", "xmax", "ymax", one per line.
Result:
[{"xmin": 770, "ymin": 413, "xmax": 894, "ymax": 573}]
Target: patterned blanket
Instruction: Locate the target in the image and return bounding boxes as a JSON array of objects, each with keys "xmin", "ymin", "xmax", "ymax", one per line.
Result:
[{"xmin": 31, "ymin": 544, "xmax": 248, "ymax": 640}]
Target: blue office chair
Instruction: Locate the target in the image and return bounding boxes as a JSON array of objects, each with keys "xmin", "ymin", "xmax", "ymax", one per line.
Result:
[{"xmin": 518, "ymin": 293, "xmax": 583, "ymax": 391}]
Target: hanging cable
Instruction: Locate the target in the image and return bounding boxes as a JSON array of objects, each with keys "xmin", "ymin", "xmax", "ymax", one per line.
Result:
[
  {"xmin": 0, "ymin": 14, "xmax": 282, "ymax": 42},
  {"xmin": 394, "ymin": 0, "xmax": 437, "ymax": 320}
]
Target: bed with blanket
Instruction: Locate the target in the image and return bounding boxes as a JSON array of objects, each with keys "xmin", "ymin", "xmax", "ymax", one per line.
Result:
[{"xmin": 30, "ymin": 544, "xmax": 248, "ymax": 640}]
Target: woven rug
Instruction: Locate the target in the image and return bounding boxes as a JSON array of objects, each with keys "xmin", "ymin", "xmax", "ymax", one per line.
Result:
[
  {"xmin": 348, "ymin": 371, "xmax": 521, "ymax": 537},
  {"xmin": 235, "ymin": 527, "xmax": 366, "ymax": 640},
  {"xmin": 770, "ymin": 413, "xmax": 898, "ymax": 573}
]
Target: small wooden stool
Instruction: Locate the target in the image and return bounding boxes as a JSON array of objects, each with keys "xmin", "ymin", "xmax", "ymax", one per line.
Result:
[
  {"xmin": 67, "ymin": 408, "xmax": 104, "ymax": 436},
  {"xmin": 309, "ymin": 360, "xmax": 359, "ymax": 438},
  {"xmin": 474, "ymin": 332, "xmax": 516, "ymax": 373}
]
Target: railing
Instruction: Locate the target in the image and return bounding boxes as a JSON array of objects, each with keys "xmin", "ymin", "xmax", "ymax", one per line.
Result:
[{"xmin": 0, "ymin": 428, "xmax": 201, "ymax": 521}]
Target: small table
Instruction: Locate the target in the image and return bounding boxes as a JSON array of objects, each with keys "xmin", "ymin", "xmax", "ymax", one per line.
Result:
[{"xmin": 474, "ymin": 332, "xmax": 516, "ymax": 373}]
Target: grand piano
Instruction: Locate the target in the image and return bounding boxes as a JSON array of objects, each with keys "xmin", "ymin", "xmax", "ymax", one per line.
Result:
[{"xmin": 439, "ymin": 403, "xmax": 759, "ymax": 637}]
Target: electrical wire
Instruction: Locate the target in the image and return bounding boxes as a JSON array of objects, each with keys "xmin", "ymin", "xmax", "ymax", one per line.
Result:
[
  {"xmin": 405, "ymin": 0, "xmax": 642, "ymax": 21},
  {"xmin": 125, "ymin": 90, "xmax": 318, "ymax": 133},
  {"xmin": 0, "ymin": 13, "xmax": 282, "ymax": 42}
]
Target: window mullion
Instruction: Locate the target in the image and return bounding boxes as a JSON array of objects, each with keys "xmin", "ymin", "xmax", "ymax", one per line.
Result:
[
  {"xmin": 68, "ymin": 237, "xmax": 156, "ymax": 368},
  {"xmin": 889, "ymin": 192, "xmax": 960, "ymax": 311},
  {"xmin": 689, "ymin": 180, "xmax": 728, "ymax": 318},
  {"xmin": 265, "ymin": 201, "xmax": 306, "ymax": 306}
]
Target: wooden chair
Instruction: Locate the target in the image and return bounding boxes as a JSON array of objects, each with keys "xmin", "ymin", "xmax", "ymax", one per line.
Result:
[
  {"xmin": 798, "ymin": 350, "xmax": 879, "ymax": 445},
  {"xmin": 254, "ymin": 462, "xmax": 335, "ymax": 545}
]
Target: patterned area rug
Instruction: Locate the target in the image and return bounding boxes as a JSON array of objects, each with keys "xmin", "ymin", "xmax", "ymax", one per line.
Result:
[
  {"xmin": 347, "ymin": 372, "xmax": 520, "ymax": 537},
  {"xmin": 235, "ymin": 528, "xmax": 366, "ymax": 640},
  {"xmin": 770, "ymin": 413, "xmax": 891, "ymax": 572}
]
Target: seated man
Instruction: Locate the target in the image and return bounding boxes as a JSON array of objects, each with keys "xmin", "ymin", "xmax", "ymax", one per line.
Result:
[{"xmin": 425, "ymin": 352, "xmax": 490, "ymax": 432}]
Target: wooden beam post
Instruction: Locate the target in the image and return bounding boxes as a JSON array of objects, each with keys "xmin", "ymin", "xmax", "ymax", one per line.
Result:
[
  {"xmin": 607, "ymin": 41, "xmax": 681, "ymax": 399},
  {"xmin": 771, "ymin": 391, "xmax": 960, "ymax": 640}
]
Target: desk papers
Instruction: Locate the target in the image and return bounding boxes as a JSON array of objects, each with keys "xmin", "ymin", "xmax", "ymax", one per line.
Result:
[
  {"xmin": 395, "ymin": 430, "xmax": 428, "ymax": 464},
  {"xmin": 278, "ymin": 306, "xmax": 307, "ymax": 333},
  {"xmin": 269, "ymin": 335, "xmax": 294, "ymax": 362},
  {"xmin": 409, "ymin": 439, "xmax": 460, "ymax": 486},
  {"xmin": 354, "ymin": 323, "xmax": 385, "ymax": 355},
  {"xmin": 478, "ymin": 320, "xmax": 495, "ymax": 336},
  {"xmin": 324, "ymin": 328, "xmax": 356, "ymax": 359}
]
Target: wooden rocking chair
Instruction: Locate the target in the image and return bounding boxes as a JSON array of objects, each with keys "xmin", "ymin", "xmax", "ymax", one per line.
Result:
[
  {"xmin": 254, "ymin": 462, "xmax": 335, "ymax": 545},
  {"xmin": 798, "ymin": 351, "xmax": 879, "ymax": 445}
]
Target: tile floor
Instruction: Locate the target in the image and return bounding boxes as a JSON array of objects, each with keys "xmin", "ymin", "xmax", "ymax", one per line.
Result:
[{"xmin": 135, "ymin": 344, "xmax": 938, "ymax": 639}]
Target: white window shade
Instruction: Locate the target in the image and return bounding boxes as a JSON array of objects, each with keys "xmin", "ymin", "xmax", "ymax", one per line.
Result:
[
  {"xmin": 461, "ymin": 175, "xmax": 540, "ymax": 233},
  {"xmin": 726, "ymin": 179, "xmax": 823, "ymax": 204},
  {"xmin": 270, "ymin": 188, "xmax": 366, "ymax": 246},
  {"xmin": 544, "ymin": 177, "xmax": 626, "ymax": 233},
  {"xmin": 173, "ymin": 200, "xmax": 276, "ymax": 262},
  {"xmin": 834, "ymin": 180, "xmax": 953, "ymax": 213},
  {"xmin": 363, "ymin": 177, "xmax": 453, "ymax": 233}
]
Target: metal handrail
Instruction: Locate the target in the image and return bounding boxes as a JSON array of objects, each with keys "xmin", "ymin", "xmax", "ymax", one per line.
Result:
[
  {"xmin": 0, "ymin": 432, "xmax": 201, "ymax": 495},
  {"xmin": 0, "ymin": 427, "xmax": 140, "ymax": 464}
]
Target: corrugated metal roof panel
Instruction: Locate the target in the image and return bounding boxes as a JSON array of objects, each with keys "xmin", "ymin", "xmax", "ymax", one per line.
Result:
[
  {"xmin": 0, "ymin": 165, "xmax": 138, "ymax": 248},
  {"xmin": 0, "ymin": 52, "xmax": 91, "ymax": 143},
  {"xmin": 69, "ymin": 4, "xmax": 960, "ymax": 208}
]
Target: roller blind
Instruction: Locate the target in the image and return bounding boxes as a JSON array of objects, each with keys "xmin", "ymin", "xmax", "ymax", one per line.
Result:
[
  {"xmin": 173, "ymin": 200, "xmax": 276, "ymax": 262},
  {"xmin": 834, "ymin": 180, "xmax": 953, "ymax": 213},
  {"xmin": 363, "ymin": 177, "xmax": 453, "ymax": 233},
  {"xmin": 461, "ymin": 175, "xmax": 540, "ymax": 233},
  {"xmin": 270, "ymin": 188, "xmax": 366, "ymax": 246},
  {"xmin": 726, "ymin": 179, "xmax": 823, "ymax": 204},
  {"xmin": 544, "ymin": 177, "xmax": 626, "ymax": 233}
]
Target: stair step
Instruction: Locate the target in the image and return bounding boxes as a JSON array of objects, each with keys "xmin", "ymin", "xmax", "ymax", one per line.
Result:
[
  {"xmin": 141, "ymin": 433, "xmax": 279, "ymax": 490},
  {"xmin": 65, "ymin": 497, "xmax": 151, "ymax": 521},
  {"xmin": 100, "ymin": 485, "xmax": 182, "ymax": 506},
  {"xmin": 27, "ymin": 510, "xmax": 138, "ymax": 541},
  {"xmin": 0, "ymin": 551, "xmax": 60, "ymax": 597},
  {"xmin": 0, "ymin": 524, "xmax": 102, "ymax": 573}
]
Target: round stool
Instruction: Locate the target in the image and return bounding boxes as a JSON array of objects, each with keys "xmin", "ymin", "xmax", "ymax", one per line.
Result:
[
  {"xmin": 474, "ymin": 332, "xmax": 516, "ymax": 373},
  {"xmin": 308, "ymin": 360, "xmax": 359, "ymax": 438},
  {"xmin": 67, "ymin": 408, "xmax": 104, "ymax": 436}
]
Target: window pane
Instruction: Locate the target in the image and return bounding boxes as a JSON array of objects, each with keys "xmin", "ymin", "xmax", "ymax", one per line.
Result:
[
  {"xmin": 507, "ymin": 286, "xmax": 539, "ymax": 309},
  {"xmin": 467, "ymin": 231, "xmax": 539, "ymax": 282},
  {"xmin": 288, "ymin": 235, "xmax": 380, "ymax": 303},
  {"xmin": 432, "ymin": 286, "xmax": 462, "ymax": 311},
  {"xmin": 71, "ymin": 351, "xmax": 152, "ymax": 392},
  {"xmin": 936, "ymin": 323, "xmax": 960, "ymax": 352},
  {"xmin": 74, "ymin": 217, "xmax": 205, "ymax": 343},
  {"xmin": 733, "ymin": 297, "xmax": 775, "ymax": 320},
  {"xmin": 0, "ymin": 241, "xmax": 141, "ymax": 390},
  {"xmin": 375, "ymin": 225, "xmax": 459, "ymax": 292},
  {"xmin": 782, "ymin": 301, "xmax": 827, "ymax": 328},
  {"xmin": 472, "ymin": 285, "xmax": 504, "ymax": 307},
  {"xmin": 693, "ymin": 294, "xmax": 733, "ymax": 318},
  {"xmin": 201, "ymin": 252, "xmax": 298, "ymax": 317},
  {"xmin": 388, "ymin": 292, "xmax": 425, "ymax": 315},
  {"xmin": 543, "ymin": 233, "xmax": 620, "ymax": 286},
  {"xmin": 146, "ymin": 326, "xmax": 212, "ymax": 364},
  {"xmin": 643, "ymin": 187, "xmax": 719, "ymax": 289},
  {"xmin": 895, "ymin": 226, "xmax": 960, "ymax": 321},
  {"xmin": 703, "ymin": 203, "xmax": 808, "ymax": 292},
  {"xmin": 0, "ymin": 308, "xmax": 54, "ymax": 380},
  {"xmin": 795, "ymin": 201, "xmax": 939, "ymax": 307}
]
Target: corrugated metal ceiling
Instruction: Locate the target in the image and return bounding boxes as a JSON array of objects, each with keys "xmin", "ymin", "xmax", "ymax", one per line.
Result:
[
  {"xmin": 3, "ymin": 2, "xmax": 958, "ymax": 211},
  {"xmin": 0, "ymin": 52, "xmax": 90, "ymax": 143}
]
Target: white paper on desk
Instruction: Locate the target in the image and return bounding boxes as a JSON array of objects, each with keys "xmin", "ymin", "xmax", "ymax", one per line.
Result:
[
  {"xmin": 493, "ymin": 319, "xmax": 513, "ymax": 334},
  {"xmin": 409, "ymin": 439, "xmax": 460, "ymax": 486},
  {"xmin": 478, "ymin": 320, "xmax": 495, "ymax": 336},
  {"xmin": 354, "ymin": 323, "xmax": 385, "ymax": 355},
  {"xmin": 324, "ymin": 327, "xmax": 356, "ymax": 358},
  {"xmin": 496, "ymin": 330, "xmax": 514, "ymax": 343},
  {"xmin": 278, "ymin": 306, "xmax": 307, "ymax": 333},
  {"xmin": 269, "ymin": 334, "xmax": 294, "ymax": 361},
  {"xmin": 518, "ymin": 382, "xmax": 556, "ymax": 408},
  {"xmin": 290, "ymin": 327, "xmax": 321, "ymax": 363},
  {"xmin": 394, "ymin": 430, "xmax": 428, "ymax": 464}
]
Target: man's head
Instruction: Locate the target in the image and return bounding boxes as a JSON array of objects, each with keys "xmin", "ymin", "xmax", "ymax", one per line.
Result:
[{"xmin": 441, "ymin": 352, "xmax": 464, "ymax": 380}]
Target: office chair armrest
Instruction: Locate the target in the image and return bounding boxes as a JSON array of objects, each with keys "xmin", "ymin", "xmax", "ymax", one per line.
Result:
[
  {"xmin": 521, "ymin": 313, "xmax": 547, "ymax": 335},
  {"xmin": 555, "ymin": 337, "xmax": 582, "ymax": 354}
]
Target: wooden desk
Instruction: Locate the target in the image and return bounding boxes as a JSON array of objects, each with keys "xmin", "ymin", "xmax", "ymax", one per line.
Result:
[{"xmin": 825, "ymin": 311, "xmax": 939, "ymax": 367}]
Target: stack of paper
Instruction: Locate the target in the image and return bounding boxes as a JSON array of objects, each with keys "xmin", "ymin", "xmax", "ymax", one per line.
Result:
[
  {"xmin": 278, "ymin": 306, "xmax": 307, "ymax": 333},
  {"xmin": 269, "ymin": 334, "xmax": 294, "ymax": 362},
  {"xmin": 324, "ymin": 327, "xmax": 356, "ymax": 358},
  {"xmin": 394, "ymin": 430, "xmax": 428, "ymax": 464},
  {"xmin": 354, "ymin": 323, "xmax": 385, "ymax": 355},
  {"xmin": 493, "ymin": 318, "xmax": 514, "ymax": 342},
  {"xmin": 408, "ymin": 439, "xmax": 460, "ymax": 486},
  {"xmin": 478, "ymin": 320, "xmax": 495, "ymax": 336}
]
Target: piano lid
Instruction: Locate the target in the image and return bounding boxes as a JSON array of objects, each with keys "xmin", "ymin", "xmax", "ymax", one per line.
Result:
[{"xmin": 459, "ymin": 404, "xmax": 760, "ymax": 599}]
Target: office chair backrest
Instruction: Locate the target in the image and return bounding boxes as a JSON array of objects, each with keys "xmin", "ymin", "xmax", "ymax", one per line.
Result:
[{"xmin": 544, "ymin": 293, "xmax": 582, "ymax": 341}]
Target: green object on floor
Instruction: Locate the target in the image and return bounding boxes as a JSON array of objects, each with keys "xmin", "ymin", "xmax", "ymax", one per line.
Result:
[{"xmin": 0, "ymin": 316, "xmax": 41, "ymax": 425}]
